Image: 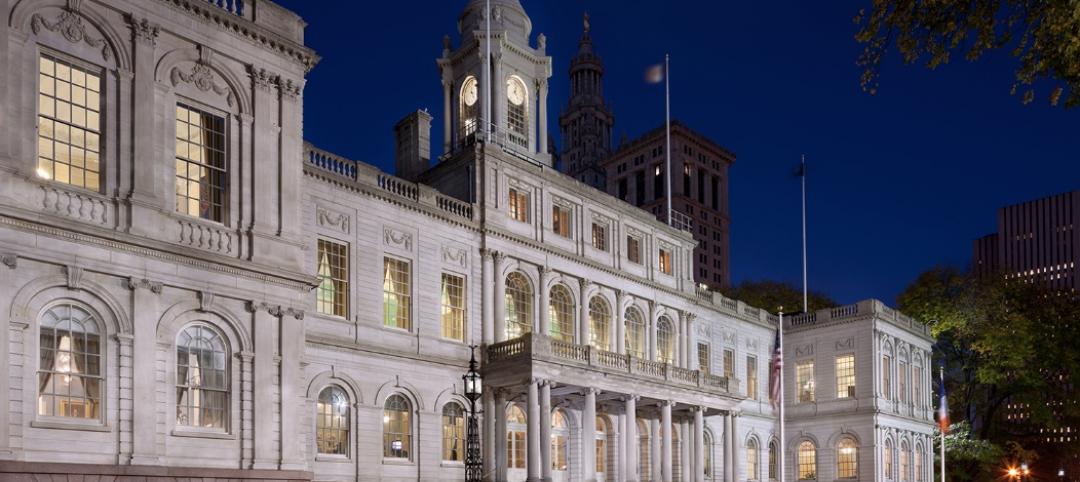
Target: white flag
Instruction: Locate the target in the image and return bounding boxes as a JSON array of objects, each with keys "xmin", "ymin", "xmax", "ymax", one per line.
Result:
[{"xmin": 645, "ymin": 63, "xmax": 664, "ymax": 84}]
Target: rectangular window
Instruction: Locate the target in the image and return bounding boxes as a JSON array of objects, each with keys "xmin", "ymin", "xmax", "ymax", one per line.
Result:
[
  {"xmin": 698, "ymin": 343, "xmax": 710, "ymax": 374},
  {"xmin": 836, "ymin": 354, "xmax": 855, "ymax": 398},
  {"xmin": 508, "ymin": 188, "xmax": 529, "ymax": 222},
  {"xmin": 683, "ymin": 163, "xmax": 691, "ymax": 196},
  {"xmin": 635, "ymin": 171, "xmax": 646, "ymax": 205},
  {"xmin": 618, "ymin": 178, "xmax": 628, "ymax": 200},
  {"xmin": 723, "ymin": 349, "xmax": 735, "ymax": 379},
  {"xmin": 37, "ymin": 54, "xmax": 103, "ymax": 191},
  {"xmin": 316, "ymin": 239, "xmax": 349, "ymax": 317},
  {"xmin": 653, "ymin": 165, "xmax": 664, "ymax": 199},
  {"xmin": 747, "ymin": 356, "xmax": 758, "ymax": 400},
  {"xmin": 796, "ymin": 360, "xmax": 815, "ymax": 402},
  {"xmin": 711, "ymin": 175, "xmax": 720, "ymax": 210},
  {"xmin": 382, "ymin": 257, "xmax": 412, "ymax": 330},
  {"xmin": 440, "ymin": 273, "xmax": 465, "ymax": 341},
  {"xmin": 882, "ymin": 355, "xmax": 891, "ymax": 397},
  {"xmin": 899, "ymin": 361, "xmax": 908, "ymax": 403},
  {"xmin": 698, "ymin": 171, "xmax": 706, "ymax": 204},
  {"xmin": 552, "ymin": 205, "xmax": 571, "ymax": 237},
  {"xmin": 627, "ymin": 236, "xmax": 641, "ymax": 264},
  {"xmin": 591, "ymin": 222, "xmax": 607, "ymax": 251},
  {"xmin": 658, "ymin": 248, "xmax": 673, "ymax": 275},
  {"xmin": 175, "ymin": 104, "xmax": 227, "ymax": 222},
  {"xmin": 913, "ymin": 365, "xmax": 922, "ymax": 407}
]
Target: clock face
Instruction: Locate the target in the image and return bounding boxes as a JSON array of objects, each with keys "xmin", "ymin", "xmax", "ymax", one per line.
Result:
[
  {"xmin": 507, "ymin": 78, "xmax": 525, "ymax": 106},
  {"xmin": 463, "ymin": 80, "xmax": 478, "ymax": 107}
]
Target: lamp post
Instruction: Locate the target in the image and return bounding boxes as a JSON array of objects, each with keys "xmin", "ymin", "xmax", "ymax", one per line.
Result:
[{"xmin": 463, "ymin": 345, "xmax": 484, "ymax": 482}]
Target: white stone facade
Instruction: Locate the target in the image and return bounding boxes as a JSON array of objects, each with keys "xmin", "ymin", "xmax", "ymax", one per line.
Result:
[{"xmin": 0, "ymin": 1, "xmax": 933, "ymax": 481}]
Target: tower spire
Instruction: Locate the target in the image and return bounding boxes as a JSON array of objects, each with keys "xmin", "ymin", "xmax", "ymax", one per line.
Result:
[{"xmin": 558, "ymin": 11, "xmax": 614, "ymax": 189}]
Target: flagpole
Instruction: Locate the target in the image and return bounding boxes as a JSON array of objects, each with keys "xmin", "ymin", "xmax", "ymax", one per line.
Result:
[
  {"xmin": 800, "ymin": 154, "xmax": 808, "ymax": 313},
  {"xmin": 779, "ymin": 310, "xmax": 787, "ymax": 482},
  {"xmin": 484, "ymin": 0, "xmax": 491, "ymax": 143},
  {"xmin": 940, "ymin": 364, "xmax": 946, "ymax": 482},
  {"xmin": 664, "ymin": 53, "xmax": 672, "ymax": 226}
]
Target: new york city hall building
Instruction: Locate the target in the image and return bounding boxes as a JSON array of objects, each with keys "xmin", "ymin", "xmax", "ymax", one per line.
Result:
[{"xmin": 0, "ymin": 0, "xmax": 935, "ymax": 481}]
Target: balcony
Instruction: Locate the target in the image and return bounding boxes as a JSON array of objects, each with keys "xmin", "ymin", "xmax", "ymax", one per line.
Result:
[{"xmin": 484, "ymin": 333, "xmax": 740, "ymax": 404}]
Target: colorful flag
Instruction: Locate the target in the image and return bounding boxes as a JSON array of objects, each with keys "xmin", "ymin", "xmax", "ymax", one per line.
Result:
[
  {"xmin": 938, "ymin": 368, "xmax": 949, "ymax": 432},
  {"xmin": 645, "ymin": 63, "xmax": 664, "ymax": 84},
  {"xmin": 769, "ymin": 326, "xmax": 783, "ymax": 407}
]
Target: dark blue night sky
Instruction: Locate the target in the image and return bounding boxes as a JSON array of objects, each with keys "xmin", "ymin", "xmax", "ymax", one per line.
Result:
[{"xmin": 277, "ymin": 0, "xmax": 1079, "ymax": 305}]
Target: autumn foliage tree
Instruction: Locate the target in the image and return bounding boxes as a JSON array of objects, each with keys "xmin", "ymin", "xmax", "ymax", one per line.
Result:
[{"xmin": 724, "ymin": 280, "xmax": 837, "ymax": 314}]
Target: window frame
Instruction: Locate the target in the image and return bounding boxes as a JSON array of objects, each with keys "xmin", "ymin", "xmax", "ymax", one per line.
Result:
[
  {"xmin": 508, "ymin": 187, "xmax": 530, "ymax": 223},
  {"xmin": 591, "ymin": 221, "xmax": 608, "ymax": 251},
  {"xmin": 658, "ymin": 248, "xmax": 673, "ymax": 275},
  {"xmin": 836, "ymin": 353, "xmax": 856, "ymax": 399},
  {"xmin": 174, "ymin": 322, "xmax": 230, "ymax": 434},
  {"xmin": 746, "ymin": 355, "xmax": 758, "ymax": 400},
  {"xmin": 837, "ymin": 436, "xmax": 858, "ymax": 479},
  {"xmin": 656, "ymin": 316, "xmax": 675, "ymax": 364},
  {"xmin": 382, "ymin": 256, "xmax": 413, "ymax": 331},
  {"xmin": 383, "ymin": 393, "xmax": 413, "ymax": 460},
  {"xmin": 441, "ymin": 402, "xmax": 466, "ymax": 463},
  {"xmin": 796, "ymin": 440, "xmax": 817, "ymax": 480},
  {"xmin": 505, "ymin": 272, "xmax": 534, "ymax": 339},
  {"xmin": 35, "ymin": 50, "xmax": 106, "ymax": 193},
  {"xmin": 548, "ymin": 284, "xmax": 575, "ymax": 343},
  {"xmin": 315, "ymin": 385, "xmax": 351, "ymax": 458},
  {"xmin": 316, "ymin": 238, "xmax": 350, "ymax": 318},
  {"xmin": 36, "ymin": 301, "xmax": 106, "ymax": 427},
  {"xmin": 626, "ymin": 235, "xmax": 642, "ymax": 264},
  {"xmin": 796, "ymin": 360, "xmax": 815, "ymax": 403},
  {"xmin": 440, "ymin": 272, "xmax": 467, "ymax": 342},
  {"xmin": 552, "ymin": 204, "xmax": 572, "ymax": 238},
  {"xmin": 173, "ymin": 101, "xmax": 229, "ymax": 223}
]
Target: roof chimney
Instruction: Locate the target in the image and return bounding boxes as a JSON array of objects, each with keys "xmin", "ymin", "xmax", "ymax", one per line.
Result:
[{"xmin": 394, "ymin": 110, "xmax": 432, "ymax": 181}]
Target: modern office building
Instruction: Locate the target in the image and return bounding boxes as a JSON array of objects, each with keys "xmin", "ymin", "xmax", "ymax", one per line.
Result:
[{"xmin": 0, "ymin": 0, "xmax": 932, "ymax": 481}]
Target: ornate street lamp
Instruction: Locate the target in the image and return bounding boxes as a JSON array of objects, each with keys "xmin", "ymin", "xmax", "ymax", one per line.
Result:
[{"xmin": 463, "ymin": 345, "xmax": 483, "ymax": 482}]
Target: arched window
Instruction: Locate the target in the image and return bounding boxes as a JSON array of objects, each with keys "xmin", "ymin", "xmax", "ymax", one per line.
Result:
[
  {"xmin": 552, "ymin": 409, "xmax": 569, "ymax": 471},
  {"xmin": 589, "ymin": 296, "xmax": 611, "ymax": 350},
  {"xmin": 797, "ymin": 440, "xmax": 817, "ymax": 480},
  {"xmin": 442, "ymin": 402, "xmax": 466, "ymax": 462},
  {"xmin": 704, "ymin": 431, "xmax": 714, "ymax": 479},
  {"xmin": 747, "ymin": 437, "xmax": 760, "ymax": 480},
  {"xmin": 899, "ymin": 441, "xmax": 910, "ymax": 482},
  {"xmin": 383, "ymin": 394, "xmax": 412, "ymax": 459},
  {"xmin": 837, "ymin": 437, "xmax": 858, "ymax": 478},
  {"xmin": 176, "ymin": 324, "xmax": 228, "ymax": 429},
  {"xmin": 548, "ymin": 284, "xmax": 574, "ymax": 342},
  {"xmin": 316, "ymin": 386, "xmax": 349, "ymax": 455},
  {"xmin": 914, "ymin": 443, "xmax": 924, "ymax": 482},
  {"xmin": 506, "ymin": 76, "xmax": 529, "ymax": 147},
  {"xmin": 913, "ymin": 359, "xmax": 923, "ymax": 408},
  {"xmin": 459, "ymin": 76, "xmax": 478, "ymax": 141},
  {"xmin": 38, "ymin": 302, "xmax": 102, "ymax": 420},
  {"xmin": 505, "ymin": 272, "xmax": 533, "ymax": 339},
  {"xmin": 884, "ymin": 438, "xmax": 894, "ymax": 479},
  {"xmin": 657, "ymin": 316, "xmax": 675, "ymax": 364},
  {"xmin": 769, "ymin": 440, "xmax": 779, "ymax": 480},
  {"xmin": 638, "ymin": 418, "xmax": 650, "ymax": 478},
  {"xmin": 596, "ymin": 416, "xmax": 610, "ymax": 475},
  {"xmin": 508, "ymin": 405, "xmax": 527, "ymax": 469},
  {"xmin": 625, "ymin": 307, "xmax": 646, "ymax": 358}
]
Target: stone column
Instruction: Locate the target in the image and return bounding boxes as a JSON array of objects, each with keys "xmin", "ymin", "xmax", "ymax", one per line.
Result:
[
  {"xmin": 694, "ymin": 408, "xmax": 705, "ymax": 482},
  {"xmin": 528, "ymin": 381, "xmax": 541, "ymax": 482},
  {"xmin": 618, "ymin": 413, "xmax": 626, "ymax": 482},
  {"xmin": 482, "ymin": 249, "xmax": 495, "ymax": 345},
  {"xmin": 539, "ymin": 267, "xmax": 552, "ymax": 337},
  {"xmin": 583, "ymin": 388, "xmax": 598, "ymax": 482},
  {"xmin": 484, "ymin": 391, "xmax": 497, "ymax": 481},
  {"xmin": 661, "ymin": 401, "xmax": 673, "ymax": 482},
  {"xmin": 494, "ymin": 252, "xmax": 507, "ymax": 342},
  {"xmin": 540, "ymin": 381, "xmax": 553, "ymax": 482},
  {"xmin": 681, "ymin": 421, "xmax": 691, "ymax": 481},
  {"xmin": 248, "ymin": 301, "xmax": 277, "ymax": 469},
  {"xmin": 0, "ymin": 256, "xmax": 16, "ymax": 456},
  {"xmin": 722, "ymin": 413, "xmax": 734, "ymax": 482},
  {"xmin": 127, "ymin": 277, "xmax": 162, "ymax": 465},
  {"xmin": 443, "ymin": 80, "xmax": 452, "ymax": 153},
  {"xmin": 686, "ymin": 313, "xmax": 698, "ymax": 371},
  {"xmin": 538, "ymin": 79, "xmax": 548, "ymax": 154},
  {"xmin": 579, "ymin": 279, "xmax": 592, "ymax": 346},
  {"xmin": 496, "ymin": 389, "xmax": 508, "ymax": 482},
  {"xmin": 730, "ymin": 414, "xmax": 739, "ymax": 481},
  {"xmin": 651, "ymin": 419, "xmax": 662, "ymax": 482},
  {"xmin": 493, "ymin": 54, "xmax": 505, "ymax": 135},
  {"xmin": 609, "ymin": 293, "xmax": 619, "ymax": 353},
  {"xmin": 280, "ymin": 309, "xmax": 305, "ymax": 469},
  {"xmin": 625, "ymin": 396, "xmax": 638, "ymax": 482},
  {"xmin": 615, "ymin": 291, "xmax": 627, "ymax": 354}
]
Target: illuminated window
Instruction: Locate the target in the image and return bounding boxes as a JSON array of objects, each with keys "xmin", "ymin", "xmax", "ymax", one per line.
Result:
[
  {"xmin": 884, "ymin": 439, "xmax": 894, "ymax": 479},
  {"xmin": 459, "ymin": 76, "xmax": 478, "ymax": 141},
  {"xmin": 627, "ymin": 235, "xmax": 642, "ymax": 264},
  {"xmin": 592, "ymin": 222, "xmax": 608, "ymax": 251},
  {"xmin": 440, "ymin": 273, "xmax": 465, "ymax": 341},
  {"xmin": 913, "ymin": 364, "xmax": 923, "ymax": 407},
  {"xmin": 899, "ymin": 360, "xmax": 908, "ymax": 403},
  {"xmin": 797, "ymin": 440, "xmax": 817, "ymax": 480},
  {"xmin": 37, "ymin": 54, "xmax": 102, "ymax": 191},
  {"xmin": 176, "ymin": 324, "xmax": 228, "ymax": 429},
  {"xmin": 595, "ymin": 416, "xmax": 608, "ymax": 473},
  {"xmin": 658, "ymin": 248, "xmax": 673, "ymax": 275},
  {"xmin": 175, "ymin": 104, "xmax": 226, "ymax": 222},
  {"xmin": 553, "ymin": 205, "xmax": 571, "ymax": 237},
  {"xmin": 796, "ymin": 360, "xmax": 815, "ymax": 402},
  {"xmin": 507, "ymin": 405, "xmax": 527, "ymax": 469},
  {"xmin": 836, "ymin": 354, "xmax": 855, "ymax": 398},
  {"xmin": 747, "ymin": 437, "xmax": 760, "ymax": 480},
  {"xmin": 625, "ymin": 308, "xmax": 646, "ymax": 358},
  {"xmin": 316, "ymin": 239, "xmax": 348, "ymax": 317},
  {"xmin": 746, "ymin": 355, "xmax": 758, "ymax": 399},
  {"xmin": 505, "ymin": 272, "xmax": 533, "ymax": 339},
  {"xmin": 38, "ymin": 303, "xmax": 102, "ymax": 420},
  {"xmin": 316, "ymin": 386, "xmax": 349, "ymax": 455},
  {"xmin": 383, "ymin": 394, "xmax": 412, "ymax": 459},
  {"xmin": 657, "ymin": 317, "xmax": 675, "ymax": 364},
  {"xmin": 509, "ymin": 188, "xmax": 529, "ymax": 222},
  {"xmin": 382, "ymin": 257, "xmax": 412, "ymax": 330},
  {"xmin": 837, "ymin": 437, "xmax": 857, "ymax": 478},
  {"xmin": 769, "ymin": 441, "xmax": 778, "ymax": 480},
  {"xmin": 914, "ymin": 443, "xmax": 924, "ymax": 481},
  {"xmin": 724, "ymin": 349, "xmax": 735, "ymax": 379},
  {"xmin": 882, "ymin": 355, "xmax": 892, "ymax": 397},
  {"xmin": 589, "ymin": 296, "xmax": 611, "ymax": 350},
  {"xmin": 549, "ymin": 285, "xmax": 575, "ymax": 342},
  {"xmin": 442, "ymin": 402, "xmax": 465, "ymax": 462},
  {"xmin": 698, "ymin": 343, "xmax": 711, "ymax": 374},
  {"xmin": 899, "ymin": 441, "xmax": 910, "ymax": 482},
  {"xmin": 552, "ymin": 409, "xmax": 568, "ymax": 471}
]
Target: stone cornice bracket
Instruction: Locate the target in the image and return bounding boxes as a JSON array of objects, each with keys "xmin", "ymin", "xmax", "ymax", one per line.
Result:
[
  {"xmin": 582, "ymin": 387, "xmax": 600, "ymax": 396},
  {"xmin": 31, "ymin": 0, "xmax": 112, "ymax": 61},
  {"xmin": 684, "ymin": 312, "xmax": 697, "ymax": 323},
  {"xmin": 285, "ymin": 307, "xmax": 305, "ymax": 320},
  {"xmin": 125, "ymin": 276, "xmax": 162, "ymax": 294},
  {"xmin": 125, "ymin": 13, "xmax": 160, "ymax": 46},
  {"xmin": 64, "ymin": 265, "xmax": 84, "ymax": 290},
  {"xmin": 1, "ymin": 253, "xmax": 16, "ymax": 269},
  {"xmin": 539, "ymin": 266, "xmax": 553, "ymax": 278},
  {"xmin": 247, "ymin": 65, "xmax": 277, "ymax": 93},
  {"xmin": 197, "ymin": 291, "xmax": 216, "ymax": 312},
  {"xmin": 277, "ymin": 76, "xmax": 302, "ymax": 99},
  {"xmin": 245, "ymin": 300, "xmax": 283, "ymax": 317}
]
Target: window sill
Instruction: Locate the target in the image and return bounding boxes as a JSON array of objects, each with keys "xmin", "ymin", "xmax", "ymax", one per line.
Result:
[
  {"xmin": 171, "ymin": 428, "xmax": 235, "ymax": 440},
  {"xmin": 31, "ymin": 419, "xmax": 109, "ymax": 432},
  {"xmin": 440, "ymin": 461, "xmax": 465, "ymax": 468},
  {"xmin": 316, "ymin": 454, "xmax": 351, "ymax": 463},
  {"xmin": 382, "ymin": 458, "xmax": 414, "ymax": 466}
]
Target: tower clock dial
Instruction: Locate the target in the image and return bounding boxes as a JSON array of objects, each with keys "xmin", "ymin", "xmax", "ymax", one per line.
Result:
[
  {"xmin": 463, "ymin": 80, "xmax": 478, "ymax": 106},
  {"xmin": 507, "ymin": 78, "xmax": 526, "ymax": 106}
]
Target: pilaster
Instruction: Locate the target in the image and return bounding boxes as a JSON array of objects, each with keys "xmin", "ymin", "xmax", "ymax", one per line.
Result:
[
  {"xmin": 538, "ymin": 266, "xmax": 552, "ymax": 336},
  {"xmin": 0, "ymin": 255, "xmax": 17, "ymax": 458},
  {"xmin": 578, "ymin": 279, "xmax": 592, "ymax": 346},
  {"xmin": 247, "ymin": 65, "xmax": 281, "ymax": 240},
  {"xmin": 481, "ymin": 249, "xmax": 494, "ymax": 345},
  {"xmin": 583, "ymin": 387, "xmax": 598, "ymax": 482},
  {"xmin": 125, "ymin": 277, "xmax": 162, "ymax": 465},
  {"xmin": 124, "ymin": 15, "xmax": 160, "ymax": 206},
  {"xmin": 493, "ymin": 252, "xmax": 507, "ymax": 342},
  {"xmin": 246, "ymin": 300, "xmax": 277, "ymax": 469}
]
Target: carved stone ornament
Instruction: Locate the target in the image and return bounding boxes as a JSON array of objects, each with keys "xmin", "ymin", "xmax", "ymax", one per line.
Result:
[
  {"xmin": 441, "ymin": 246, "xmax": 467, "ymax": 268},
  {"xmin": 836, "ymin": 337, "xmax": 855, "ymax": 351},
  {"xmin": 126, "ymin": 14, "xmax": 159, "ymax": 45},
  {"xmin": 248, "ymin": 65, "xmax": 276, "ymax": 93},
  {"xmin": 198, "ymin": 291, "xmax": 216, "ymax": 312},
  {"xmin": 722, "ymin": 329, "xmax": 735, "ymax": 344},
  {"xmin": 170, "ymin": 62, "xmax": 235, "ymax": 108},
  {"xmin": 65, "ymin": 265, "xmax": 84, "ymax": 290},
  {"xmin": 316, "ymin": 205, "xmax": 350, "ymax": 234},
  {"xmin": 795, "ymin": 343, "xmax": 814, "ymax": 357},
  {"xmin": 1, "ymin": 254, "xmax": 16, "ymax": 269},
  {"xmin": 746, "ymin": 338, "xmax": 759, "ymax": 351},
  {"xmin": 126, "ymin": 277, "xmax": 163, "ymax": 294},
  {"xmin": 31, "ymin": 2, "xmax": 111, "ymax": 61},
  {"xmin": 245, "ymin": 300, "xmax": 284, "ymax": 317},
  {"xmin": 383, "ymin": 227, "xmax": 413, "ymax": 252},
  {"xmin": 278, "ymin": 77, "xmax": 302, "ymax": 98}
]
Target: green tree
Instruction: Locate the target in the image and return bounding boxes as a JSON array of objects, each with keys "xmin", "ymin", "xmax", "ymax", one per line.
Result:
[
  {"xmin": 854, "ymin": 0, "xmax": 1080, "ymax": 107},
  {"xmin": 724, "ymin": 280, "xmax": 837, "ymax": 314}
]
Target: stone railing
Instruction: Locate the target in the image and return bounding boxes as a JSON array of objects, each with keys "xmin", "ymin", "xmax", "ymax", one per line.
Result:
[
  {"xmin": 486, "ymin": 333, "xmax": 735, "ymax": 395},
  {"xmin": 303, "ymin": 142, "xmax": 475, "ymax": 223},
  {"xmin": 780, "ymin": 299, "xmax": 931, "ymax": 337},
  {"xmin": 39, "ymin": 185, "xmax": 111, "ymax": 227},
  {"xmin": 206, "ymin": 0, "xmax": 245, "ymax": 17},
  {"xmin": 176, "ymin": 218, "xmax": 237, "ymax": 256}
]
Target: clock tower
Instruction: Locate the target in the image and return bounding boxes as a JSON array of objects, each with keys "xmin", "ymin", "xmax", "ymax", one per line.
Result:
[{"xmin": 437, "ymin": 0, "xmax": 553, "ymax": 165}]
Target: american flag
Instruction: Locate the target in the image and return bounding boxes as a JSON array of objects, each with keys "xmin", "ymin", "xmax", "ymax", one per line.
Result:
[
  {"xmin": 938, "ymin": 365, "xmax": 949, "ymax": 433},
  {"xmin": 769, "ymin": 326, "xmax": 782, "ymax": 407}
]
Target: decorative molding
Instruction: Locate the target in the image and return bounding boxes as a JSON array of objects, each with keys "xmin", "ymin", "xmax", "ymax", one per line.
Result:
[
  {"xmin": 590, "ymin": 210, "xmax": 613, "ymax": 226},
  {"xmin": 746, "ymin": 338, "xmax": 759, "ymax": 351},
  {"xmin": 170, "ymin": 60, "xmax": 236, "ymax": 107},
  {"xmin": 722, "ymin": 329, "xmax": 735, "ymax": 344},
  {"xmin": 285, "ymin": 308, "xmax": 305, "ymax": 320},
  {"xmin": 836, "ymin": 337, "xmax": 855, "ymax": 351},
  {"xmin": 31, "ymin": 2, "xmax": 111, "ymax": 61},
  {"xmin": 795, "ymin": 343, "xmax": 814, "ymax": 357},
  {"xmin": 506, "ymin": 176, "xmax": 532, "ymax": 191},
  {"xmin": 383, "ymin": 227, "xmax": 413, "ymax": 252},
  {"xmin": 248, "ymin": 65, "xmax": 276, "ymax": 93},
  {"xmin": 577, "ymin": 277, "xmax": 592, "ymax": 292},
  {"xmin": 492, "ymin": 251, "xmax": 507, "ymax": 266},
  {"xmin": 125, "ymin": 277, "xmax": 163, "ymax": 294},
  {"xmin": 198, "ymin": 291, "xmax": 216, "ymax": 311},
  {"xmin": 278, "ymin": 77, "xmax": 302, "ymax": 98},
  {"xmin": 315, "ymin": 205, "xmax": 349, "ymax": 234},
  {"xmin": 126, "ymin": 14, "xmax": 160, "ymax": 45},
  {"xmin": 1, "ymin": 253, "xmax": 16, "ymax": 269},
  {"xmin": 441, "ymin": 245, "xmax": 467, "ymax": 269},
  {"xmin": 64, "ymin": 265, "xmax": 84, "ymax": 290}
]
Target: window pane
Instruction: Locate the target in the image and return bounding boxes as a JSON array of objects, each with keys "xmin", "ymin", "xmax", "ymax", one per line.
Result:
[
  {"xmin": 175, "ymin": 103, "xmax": 227, "ymax": 221},
  {"xmin": 176, "ymin": 324, "xmax": 228, "ymax": 429},
  {"xmin": 37, "ymin": 54, "xmax": 102, "ymax": 191},
  {"xmin": 440, "ymin": 273, "xmax": 466, "ymax": 341},
  {"xmin": 505, "ymin": 272, "xmax": 533, "ymax": 339},
  {"xmin": 37, "ymin": 303, "xmax": 102, "ymax": 420},
  {"xmin": 383, "ymin": 258, "xmax": 412, "ymax": 330},
  {"xmin": 317, "ymin": 239, "xmax": 349, "ymax": 317}
]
